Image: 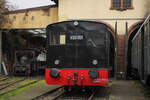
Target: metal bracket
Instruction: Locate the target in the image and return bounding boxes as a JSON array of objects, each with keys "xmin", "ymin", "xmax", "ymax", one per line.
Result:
[
  {"xmin": 73, "ymin": 72, "xmax": 78, "ymax": 86},
  {"xmin": 81, "ymin": 75, "xmax": 85, "ymax": 92},
  {"xmin": 67, "ymin": 76, "xmax": 71, "ymax": 86},
  {"xmin": 67, "ymin": 76, "xmax": 71, "ymax": 91}
]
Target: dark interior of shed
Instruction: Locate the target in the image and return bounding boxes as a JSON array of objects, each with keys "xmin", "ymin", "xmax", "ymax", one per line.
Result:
[
  {"xmin": 127, "ymin": 23, "xmax": 142, "ymax": 79},
  {"xmin": 2, "ymin": 29, "xmax": 46, "ymax": 75}
]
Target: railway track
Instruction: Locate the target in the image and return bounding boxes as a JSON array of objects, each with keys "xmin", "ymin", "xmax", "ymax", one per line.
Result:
[
  {"xmin": 0, "ymin": 79, "xmax": 40, "ymax": 96},
  {"xmin": 33, "ymin": 84, "xmax": 112, "ymax": 100},
  {"xmin": 0, "ymin": 77, "xmax": 41, "ymax": 97},
  {"xmin": 0, "ymin": 78, "xmax": 26, "ymax": 90},
  {"xmin": 0, "ymin": 77, "xmax": 9, "ymax": 82},
  {"xmin": 31, "ymin": 87, "xmax": 64, "ymax": 100}
]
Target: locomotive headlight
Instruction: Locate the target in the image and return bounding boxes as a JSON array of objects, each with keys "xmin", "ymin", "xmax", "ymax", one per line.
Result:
[
  {"xmin": 74, "ymin": 21, "xmax": 78, "ymax": 26},
  {"xmin": 92, "ymin": 59, "xmax": 98, "ymax": 65},
  {"xmin": 54, "ymin": 59, "xmax": 60, "ymax": 65},
  {"xmin": 20, "ymin": 56, "xmax": 28, "ymax": 64}
]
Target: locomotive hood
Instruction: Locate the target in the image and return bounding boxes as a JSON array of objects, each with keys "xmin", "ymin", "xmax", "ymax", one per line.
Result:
[{"xmin": 46, "ymin": 21, "xmax": 114, "ymax": 69}]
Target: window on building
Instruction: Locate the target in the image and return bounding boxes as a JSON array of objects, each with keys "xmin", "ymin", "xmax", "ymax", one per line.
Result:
[
  {"xmin": 111, "ymin": 0, "xmax": 133, "ymax": 10},
  {"xmin": 112, "ymin": 0, "xmax": 121, "ymax": 8}
]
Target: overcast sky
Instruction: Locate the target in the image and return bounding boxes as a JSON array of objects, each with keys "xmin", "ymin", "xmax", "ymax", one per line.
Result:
[{"xmin": 7, "ymin": 0, "xmax": 55, "ymax": 10}]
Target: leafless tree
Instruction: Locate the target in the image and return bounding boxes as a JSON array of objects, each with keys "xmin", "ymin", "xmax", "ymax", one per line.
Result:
[{"xmin": 0, "ymin": 0, "xmax": 8, "ymax": 27}]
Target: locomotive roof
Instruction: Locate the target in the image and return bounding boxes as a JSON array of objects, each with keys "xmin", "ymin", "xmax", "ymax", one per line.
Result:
[{"xmin": 46, "ymin": 20, "xmax": 108, "ymax": 31}]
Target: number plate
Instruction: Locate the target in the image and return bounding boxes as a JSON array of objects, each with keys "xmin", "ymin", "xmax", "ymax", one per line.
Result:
[{"xmin": 70, "ymin": 35, "xmax": 84, "ymax": 40}]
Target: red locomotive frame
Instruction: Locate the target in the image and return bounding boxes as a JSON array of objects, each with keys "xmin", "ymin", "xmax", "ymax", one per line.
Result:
[{"xmin": 46, "ymin": 69, "xmax": 109, "ymax": 86}]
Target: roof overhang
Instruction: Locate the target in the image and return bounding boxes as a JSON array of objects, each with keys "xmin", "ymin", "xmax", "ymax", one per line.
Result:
[{"xmin": 52, "ymin": 0, "xmax": 58, "ymax": 5}]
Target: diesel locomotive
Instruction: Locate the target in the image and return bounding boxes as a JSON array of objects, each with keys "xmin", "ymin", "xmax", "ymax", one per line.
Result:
[{"xmin": 45, "ymin": 21, "xmax": 114, "ymax": 87}]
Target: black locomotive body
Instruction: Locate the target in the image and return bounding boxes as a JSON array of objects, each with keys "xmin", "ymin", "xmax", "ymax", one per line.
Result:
[{"xmin": 46, "ymin": 21, "xmax": 114, "ymax": 69}]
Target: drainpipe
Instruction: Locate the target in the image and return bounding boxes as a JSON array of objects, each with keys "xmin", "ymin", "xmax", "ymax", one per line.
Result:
[
  {"xmin": 125, "ymin": 22, "xmax": 128, "ymax": 80},
  {"xmin": 114, "ymin": 22, "xmax": 118, "ymax": 79}
]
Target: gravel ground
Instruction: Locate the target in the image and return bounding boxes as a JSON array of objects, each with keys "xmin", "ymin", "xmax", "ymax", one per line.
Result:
[
  {"xmin": 0, "ymin": 75, "xmax": 150, "ymax": 100},
  {"xmin": 109, "ymin": 80, "xmax": 150, "ymax": 100}
]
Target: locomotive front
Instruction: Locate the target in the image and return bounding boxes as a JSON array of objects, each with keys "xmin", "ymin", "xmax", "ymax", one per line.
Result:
[
  {"xmin": 13, "ymin": 49, "xmax": 36, "ymax": 76},
  {"xmin": 45, "ymin": 21, "xmax": 114, "ymax": 87}
]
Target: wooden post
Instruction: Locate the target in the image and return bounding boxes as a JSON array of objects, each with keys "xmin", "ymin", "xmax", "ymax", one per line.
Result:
[
  {"xmin": 115, "ymin": 22, "xmax": 118, "ymax": 79},
  {"xmin": 125, "ymin": 22, "xmax": 128, "ymax": 79}
]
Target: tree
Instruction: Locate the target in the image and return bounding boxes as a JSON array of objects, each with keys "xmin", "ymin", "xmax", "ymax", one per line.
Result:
[{"xmin": 0, "ymin": 0, "xmax": 8, "ymax": 27}]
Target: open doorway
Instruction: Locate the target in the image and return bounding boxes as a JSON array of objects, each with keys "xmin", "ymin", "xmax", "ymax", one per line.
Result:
[{"xmin": 127, "ymin": 22, "xmax": 143, "ymax": 79}]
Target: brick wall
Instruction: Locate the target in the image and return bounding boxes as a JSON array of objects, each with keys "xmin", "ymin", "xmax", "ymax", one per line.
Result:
[{"xmin": 117, "ymin": 35, "xmax": 125, "ymax": 72}]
